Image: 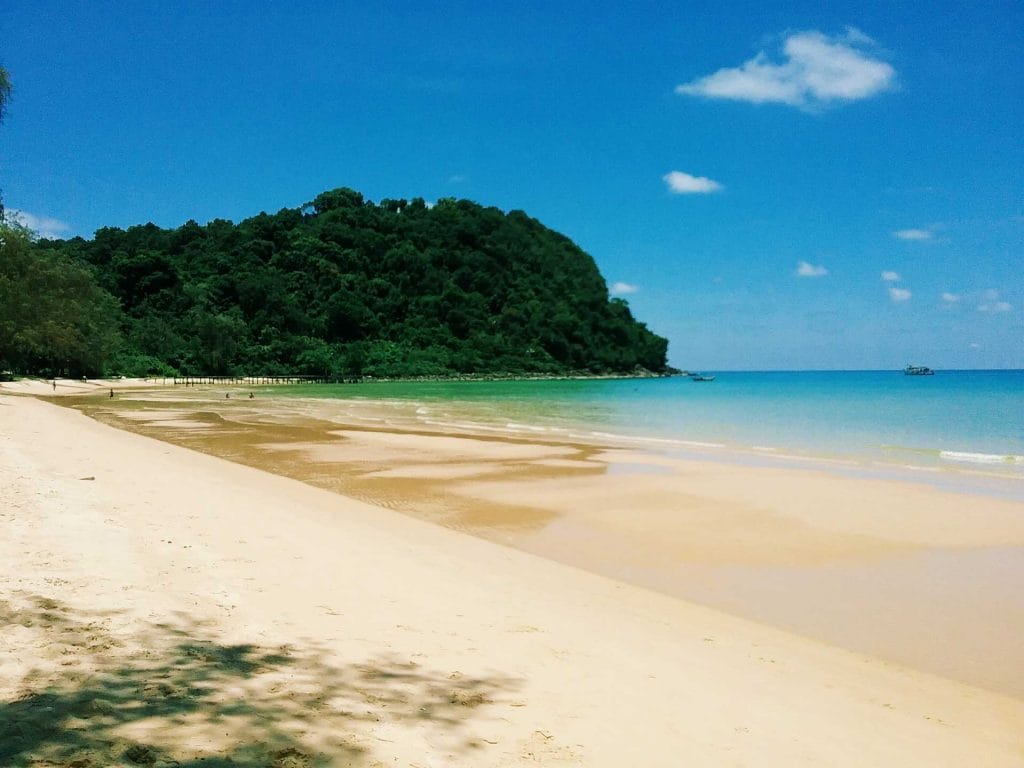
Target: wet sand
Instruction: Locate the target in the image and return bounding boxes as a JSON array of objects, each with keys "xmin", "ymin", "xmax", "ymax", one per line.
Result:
[{"xmin": 62, "ymin": 385, "xmax": 1024, "ymax": 699}]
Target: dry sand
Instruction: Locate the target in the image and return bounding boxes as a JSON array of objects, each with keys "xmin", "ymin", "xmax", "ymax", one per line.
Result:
[{"xmin": 2, "ymin": 391, "xmax": 1024, "ymax": 766}]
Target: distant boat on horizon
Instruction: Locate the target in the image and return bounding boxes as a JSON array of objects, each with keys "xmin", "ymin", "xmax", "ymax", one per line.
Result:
[
  {"xmin": 689, "ymin": 373, "xmax": 716, "ymax": 382},
  {"xmin": 904, "ymin": 364, "xmax": 935, "ymax": 376}
]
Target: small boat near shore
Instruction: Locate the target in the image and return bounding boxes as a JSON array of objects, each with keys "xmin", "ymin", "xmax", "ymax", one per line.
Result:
[
  {"xmin": 688, "ymin": 373, "xmax": 716, "ymax": 382},
  {"xmin": 904, "ymin": 364, "xmax": 935, "ymax": 376}
]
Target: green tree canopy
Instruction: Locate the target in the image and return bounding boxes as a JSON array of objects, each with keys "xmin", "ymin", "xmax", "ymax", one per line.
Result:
[
  {"xmin": 1, "ymin": 220, "xmax": 123, "ymax": 376},
  {"xmin": 23, "ymin": 188, "xmax": 672, "ymax": 378}
]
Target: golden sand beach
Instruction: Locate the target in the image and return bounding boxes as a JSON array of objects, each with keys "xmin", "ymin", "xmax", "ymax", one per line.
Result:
[{"xmin": 2, "ymin": 382, "xmax": 1023, "ymax": 766}]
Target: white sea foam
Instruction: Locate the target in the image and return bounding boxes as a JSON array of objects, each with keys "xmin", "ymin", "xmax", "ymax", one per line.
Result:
[
  {"xmin": 670, "ymin": 439, "xmax": 727, "ymax": 449},
  {"xmin": 940, "ymin": 451, "xmax": 1024, "ymax": 466},
  {"xmin": 584, "ymin": 431, "xmax": 726, "ymax": 450},
  {"xmin": 507, "ymin": 422, "xmax": 548, "ymax": 432},
  {"xmin": 886, "ymin": 463, "xmax": 942, "ymax": 473},
  {"xmin": 422, "ymin": 419, "xmax": 512, "ymax": 433},
  {"xmin": 624, "ymin": 434, "xmax": 727, "ymax": 450}
]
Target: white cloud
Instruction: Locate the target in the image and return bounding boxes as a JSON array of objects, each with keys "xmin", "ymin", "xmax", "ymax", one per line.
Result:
[
  {"xmin": 881, "ymin": 270, "xmax": 900, "ymax": 282},
  {"xmin": 977, "ymin": 289, "xmax": 1011, "ymax": 312},
  {"xmin": 979, "ymin": 300, "xmax": 1012, "ymax": 313},
  {"xmin": 6, "ymin": 209, "xmax": 72, "ymax": 239},
  {"xmin": 941, "ymin": 292, "xmax": 960, "ymax": 303},
  {"xmin": 675, "ymin": 29, "xmax": 895, "ymax": 109},
  {"xmin": 663, "ymin": 170, "xmax": 723, "ymax": 194},
  {"xmin": 889, "ymin": 287, "xmax": 912, "ymax": 302},
  {"xmin": 610, "ymin": 281, "xmax": 640, "ymax": 296},
  {"xmin": 795, "ymin": 260, "xmax": 828, "ymax": 277},
  {"xmin": 894, "ymin": 228, "xmax": 932, "ymax": 241}
]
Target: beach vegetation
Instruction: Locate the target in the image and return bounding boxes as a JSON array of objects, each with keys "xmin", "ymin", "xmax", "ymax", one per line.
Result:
[{"xmin": 0, "ymin": 220, "xmax": 123, "ymax": 377}]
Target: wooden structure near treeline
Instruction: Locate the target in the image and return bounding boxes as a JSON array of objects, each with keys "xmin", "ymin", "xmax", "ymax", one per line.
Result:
[{"xmin": 172, "ymin": 375, "xmax": 330, "ymax": 386}]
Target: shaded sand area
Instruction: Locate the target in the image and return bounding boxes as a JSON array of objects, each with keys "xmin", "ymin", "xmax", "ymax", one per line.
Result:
[{"xmin": 2, "ymin": 389, "xmax": 1024, "ymax": 765}]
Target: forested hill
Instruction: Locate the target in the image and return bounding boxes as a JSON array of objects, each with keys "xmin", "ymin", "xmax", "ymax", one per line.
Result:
[{"xmin": 4, "ymin": 189, "xmax": 671, "ymax": 378}]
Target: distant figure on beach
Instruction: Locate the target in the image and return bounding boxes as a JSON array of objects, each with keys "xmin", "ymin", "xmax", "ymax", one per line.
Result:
[
  {"xmin": 225, "ymin": 392, "xmax": 230, "ymax": 399},
  {"xmin": 109, "ymin": 388, "xmax": 114, "ymax": 398},
  {"xmin": 52, "ymin": 380, "xmax": 56, "ymax": 391},
  {"xmin": 249, "ymin": 392, "xmax": 254, "ymax": 399}
]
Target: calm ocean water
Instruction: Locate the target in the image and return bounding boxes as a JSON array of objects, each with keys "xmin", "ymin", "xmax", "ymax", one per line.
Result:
[{"xmin": 276, "ymin": 370, "xmax": 1024, "ymax": 485}]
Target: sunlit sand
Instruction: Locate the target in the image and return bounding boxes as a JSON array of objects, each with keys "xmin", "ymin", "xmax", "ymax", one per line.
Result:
[{"xmin": 2, "ymin": 384, "xmax": 1023, "ymax": 766}]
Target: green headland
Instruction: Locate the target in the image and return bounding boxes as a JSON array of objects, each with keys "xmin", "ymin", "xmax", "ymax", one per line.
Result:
[{"xmin": 1, "ymin": 189, "xmax": 670, "ymax": 379}]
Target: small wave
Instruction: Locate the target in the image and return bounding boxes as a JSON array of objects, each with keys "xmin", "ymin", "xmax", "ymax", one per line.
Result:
[
  {"xmin": 884, "ymin": 463, "xmax": 942, "ymax": 473},
  {"xmin": 664, "ymin": 439, "xmax": 727, "ymax": 449},
  {"xmin": 584, "ymin": 431, "xmax": 726, "ymax": 450},
  {"xmin": 880, "ymin": 444, "xmax": 940, "ymax": 457},
  {"xmin": 422, "ymin": 419, "xmax": 511, "ymax": 433},
  {"xmin": 621, "ymin": 435, "xmax": 726, "ymax": 450},
  {"xmin": 506, "ymin": 422, "xmax": 548, "ymax": 432},
  {"xmin": 762, "ymin": 452, "xmax": 858, "ymax": 466},
  {"xmin": 940, "ymin": 451, "xmax": 1024, "ymax": 466}
]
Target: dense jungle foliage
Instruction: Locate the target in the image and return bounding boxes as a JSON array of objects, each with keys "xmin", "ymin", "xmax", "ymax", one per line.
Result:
[{"xmin": 1, "ymin": 189, "xmax": 670, "ymax": 378}]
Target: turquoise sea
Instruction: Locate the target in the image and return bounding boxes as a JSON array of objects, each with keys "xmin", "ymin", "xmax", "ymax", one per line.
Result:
[{"xmin": 277, "ymin": 370, "xmax": 1024, "ymax": 492}]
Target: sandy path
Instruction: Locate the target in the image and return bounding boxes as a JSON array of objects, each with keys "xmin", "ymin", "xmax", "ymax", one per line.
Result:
[{"xmin": 2, "ymin": 393, "xmax": 1022, "ymax": 766}]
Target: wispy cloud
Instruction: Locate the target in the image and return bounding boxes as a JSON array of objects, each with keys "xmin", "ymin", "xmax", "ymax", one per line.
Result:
[
  {"xmin": 881, "ymin": 270, "xmax": 900, "ymax": 282},
  {"xmin": 941, "ymin": 292, "xmax": 960, "ymax": 303},
  {"xmin": 610, "ymin": 281, "xmax": 640, "ymax": 296},
  {"xmin": 978, "ymin": 290, "xmax": 1012, "ymax": 313},
  {"xmin": 894, "ymin": 228, "xmax": 932, "ymax": 241},
  {"xmin": 889, "ymin": 287, "xmax": 912, "ymax": 302},
  {"xmin": 663, "ymin": 170, "xmax": 723, "ymax": 194},
  {"xmin": 675, "ymin": 28, "xmax": 895, "ymax": 110},
  {"xmin": 796, "ymin": 260, "xmax": 828, "ymax": 277},
  {"xmin": 6, "ymin": 209, "xmax": 72, "ymax": 239},
  {"xmin": 979, "ymin": 301, "xmax": 1013, "ymax": 313}
]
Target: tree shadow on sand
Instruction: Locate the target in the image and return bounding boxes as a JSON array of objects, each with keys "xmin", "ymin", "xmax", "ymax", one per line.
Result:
[{"xmin": 0, "ymin": 594, "xmax": 519, "ymax": 767}]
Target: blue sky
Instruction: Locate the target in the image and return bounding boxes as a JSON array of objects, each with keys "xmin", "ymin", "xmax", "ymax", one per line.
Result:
[{"xmin": 2, "ymin": 1, "xmax": 1021, "ymax": 369}]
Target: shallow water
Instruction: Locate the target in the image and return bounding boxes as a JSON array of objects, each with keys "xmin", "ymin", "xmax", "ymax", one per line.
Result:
[{"xmin": 265, "ymin": 371, "xmax": 1024, "ymax": 488}]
